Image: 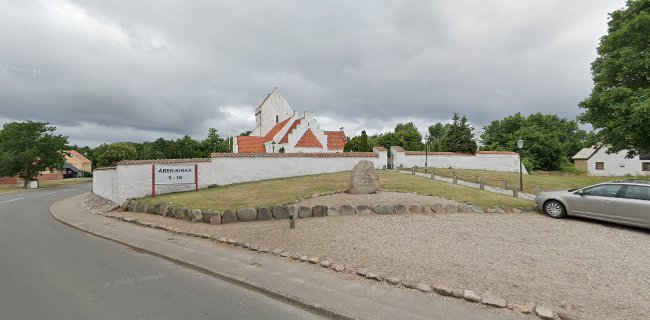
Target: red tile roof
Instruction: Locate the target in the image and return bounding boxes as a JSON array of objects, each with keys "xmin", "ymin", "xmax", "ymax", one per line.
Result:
[
  {"xmin": 279, "ymin": 119, "xmax": 301, "ymax": 143},
  {"xmin": 237, "ymin": 136, "xmax": 266, "ymax": 153},
  {"xmin": 237, "ymin": 118, "xmax": 293, "ymax": 153},
  {"xmin": 262, "ymin": 117, "xmax": 292, "ymax": 143},
  {"xmin": 295, "ymin": 129, "xmax": 323, "ymax": 148},
  {"xmin": 212, "ymin": 152, "xmax": 378, "ymax": 158},
  {"xmin": 67, "ymin": 150, "xmax": 92, "ymax": 164},
  {"xmin": 405, "ymin": 151, "xmax": 474, "ymax": 156},
  {"xmin": 324, "ymin": 131, "xmax": 345, "ymax": 150},
  {"xmin": 477, "ymin": 151, "xmax": 518, "ymax": 155},
  {"xmin": 117, "ymin": 158, "xmax": 211, "ymax": 165},
  {"xmin": 391, "ymin": 146, "xmax": 406, "ymax": 152}
]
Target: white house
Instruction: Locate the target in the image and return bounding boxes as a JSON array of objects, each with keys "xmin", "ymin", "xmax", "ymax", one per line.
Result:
[
  {"xmin": 233, "ymin": 87, "xmax": 346, "ymax": 153},
  {"xmin": 572, "ymin": 146, "xmax": 650, "ymax": 176}
]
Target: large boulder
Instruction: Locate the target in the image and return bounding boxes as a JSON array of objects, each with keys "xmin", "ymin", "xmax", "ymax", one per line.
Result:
[
  {"xmin": 338, "ymin": 205, "xmax": 356, "ymax": 215},
  {"xmin": 191, "ymin": 209, "xmax": 203, "ymax": 222},
  {"xmin": 236, "ymin": 207, "xmax": 257, "ymax": 222},
  {"xmin": 221, "ymin": 209, "xmax": 237, "ymax": 223},
  {"xmin": 347, "ymin": 160, "xmax": 379, "ymax": 194},
  {"xmin": 257, "ymin": 207, "xmax": 272, "ymax": 220},
  {"xmin": 298, "ymin": 206, "xmax": 312, "ymax": 218},
  {"xmin": 312, "ymin": 205, "xmax": 327, "ymax": 217},
  {"xmin": 373, "ymin": 205, "xmax": 393, "ymax": 215},
  {"xmin": 272, "ymin": 205, "xmax": 290, "ymax": 219}
]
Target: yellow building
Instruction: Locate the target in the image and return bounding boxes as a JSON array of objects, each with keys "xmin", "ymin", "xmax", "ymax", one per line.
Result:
[{"xmin": 65, "ymin": 150, "xmax": 92, "ymax": 173}]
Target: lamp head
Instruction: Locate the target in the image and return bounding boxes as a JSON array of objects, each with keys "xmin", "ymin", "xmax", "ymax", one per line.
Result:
[{"xmin": 517, "ymin": 139, "xmax": 524, "ymax": 149}]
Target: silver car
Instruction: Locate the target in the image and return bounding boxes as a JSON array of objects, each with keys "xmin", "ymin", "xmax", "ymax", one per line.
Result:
[{"xmin": 535, "ymin": 180, "xmax": 650, "ymax": 229}]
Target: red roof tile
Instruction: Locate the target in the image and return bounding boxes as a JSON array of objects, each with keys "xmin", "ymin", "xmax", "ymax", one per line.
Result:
[
  {"xmin": 295, "ymin": 129, "xmax": 323, "ymax": 148},
  {"xmin": 324, "ymin": 131, "xmax": 345, "ymax": 150},
  {"xmin": 212, "ymin": 152, "xmax": 378, "ymax": 158},
  {"xmin": 279, "ymin": 119, "xmax": 301, "ymax": 143},
  {"xmin": 236, "ymin": 118, "xmax": 293, "ymax": 153},
  {"xmin": 404, "ymin": 151, "xmax": 474, "ymax": 156},
  {"xmin": 117, "ymin": 158, "xmax": 211, "ymax": 165},
  {"xmin": 237, "ymin": 136, "xmax": 266, "ymax": 153},
  {"xmin": 477, "ymin": 151, "xmax": 518, "ymax": 155},
  {"xmin": 262, "ymin": 117, "xmax": 292, "ymax": 143}
]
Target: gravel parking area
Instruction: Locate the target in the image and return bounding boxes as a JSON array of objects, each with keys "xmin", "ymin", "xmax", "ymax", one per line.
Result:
[{"xmin": 104, "ymin": 202, "xmax": 650, "ymax": 320}]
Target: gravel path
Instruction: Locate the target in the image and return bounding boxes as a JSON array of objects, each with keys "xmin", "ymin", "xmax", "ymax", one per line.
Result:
[
  {"xmin": 105, "ymin": 208, "xmax": 650, "ymax": 320},
  {"xmin": 293, "ymin": 191, "xmax": 463, "ymax": 207}
]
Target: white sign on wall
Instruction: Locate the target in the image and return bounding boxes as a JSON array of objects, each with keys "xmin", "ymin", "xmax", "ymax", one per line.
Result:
[{"xmin": 154, "ymin": 165, "xmax": 196, "ymax": 185}]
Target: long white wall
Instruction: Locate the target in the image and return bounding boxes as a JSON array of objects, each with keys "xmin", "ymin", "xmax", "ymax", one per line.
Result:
[
  {"xmin": 93, "ymin": 149, "xmax": 388, "ymax": 204},
  {"xmin": 391, "ymin": 147, "xmax": 527, "ymax": 174},
  {"xmin": 587, "ymin": 148, "xmax": 650, "ymax": 176}
]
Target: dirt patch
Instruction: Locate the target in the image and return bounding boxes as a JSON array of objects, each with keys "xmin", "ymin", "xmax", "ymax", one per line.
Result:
[{"xmin": 104, "ymin": 209, "xmax": 650, "ymax": 320}]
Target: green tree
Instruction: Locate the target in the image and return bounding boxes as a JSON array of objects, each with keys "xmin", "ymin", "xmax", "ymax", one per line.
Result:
[
  {"xmin": 200, "ymin": 128, "xmax": 230, "ymax": 156},
  {"xmin": 439, "ymin": 113, "xmax": 478, "ymax": 154},
  {"xmin": 481, "ymin": 113, "xmax": 589, "ymax": 170},
  {"xmin": 94, "ymin": 142, "xmax": 137, "ymax": 167},
  {"xmin": 427, "ymin": 123, "xmax": 448, "ymax": 152},
  {"xmin": 0, "ymin": 121, "xmax": 68, "ymax": 186},
  {"xmin": 344, "ymin": 130, "xmax": 372, "ymax": 152},
  {"xmin": 394, "ymin": 122, "xmax": 424, "ymax": 151},
  {"xmin": 579, "ymin": 0, "xmax": 650, "ymax": 156}
]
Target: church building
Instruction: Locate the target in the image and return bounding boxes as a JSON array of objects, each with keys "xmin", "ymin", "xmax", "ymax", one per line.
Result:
[{"xmin": 233, "ymin": 88, "xmax": 346, "ymax": 153}]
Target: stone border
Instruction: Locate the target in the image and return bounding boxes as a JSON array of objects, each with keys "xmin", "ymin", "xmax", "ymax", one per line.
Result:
[
  {"xmin": 103, "ymin": 208, "xmax": 561, "ymax": 320},
  {"xmin": 118, "ymin": 196, "xmax": 537, "ymax": 225}
]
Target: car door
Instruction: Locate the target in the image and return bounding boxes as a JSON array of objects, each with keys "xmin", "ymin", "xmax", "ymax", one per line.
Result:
[
  {"xmin": 616, "ymin": 185, "xmax": 650, "ymax": 228},
  {"xmin": 569, "ymin": 184, "xmax": 622, "ymax": 219}
]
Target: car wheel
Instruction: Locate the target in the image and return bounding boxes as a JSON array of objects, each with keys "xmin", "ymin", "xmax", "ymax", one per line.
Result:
[{"xmin": 543, "ymin": 200, "xmax": 566, "ymax": 219}]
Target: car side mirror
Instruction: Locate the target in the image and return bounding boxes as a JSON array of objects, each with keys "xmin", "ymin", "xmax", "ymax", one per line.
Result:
[{"xmin": 574, "ymin": 190, "xmax": 585, "ymax": 196}]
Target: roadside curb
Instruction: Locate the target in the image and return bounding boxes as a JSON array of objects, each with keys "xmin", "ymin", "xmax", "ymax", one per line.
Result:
[{"xmin": 50, "ymin": 194, "xmax": 355, "ymax": 320}]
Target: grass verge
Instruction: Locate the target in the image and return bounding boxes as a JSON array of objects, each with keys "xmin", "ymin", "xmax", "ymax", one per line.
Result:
[
  {"xmin": 0, "ymin": 178, "xmax": 92, "ymax": 194},
  {"xmin": 141, "ymin": 170, "xmax": 531, "ymax": 211},
  {"xmin": 411, "ymin": 167, "xmax": 650, "ymax": 194}
]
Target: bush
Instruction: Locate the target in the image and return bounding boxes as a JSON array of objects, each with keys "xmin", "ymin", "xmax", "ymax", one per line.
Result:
[{"xmin": 559, "ymin": 158, "xmax": 581, "ymax": 175}]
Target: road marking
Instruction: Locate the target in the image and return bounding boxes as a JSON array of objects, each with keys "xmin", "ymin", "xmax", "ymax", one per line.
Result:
[{"xmin": 0, "ymin": 198, "xmax": 24, "ymax": 204}]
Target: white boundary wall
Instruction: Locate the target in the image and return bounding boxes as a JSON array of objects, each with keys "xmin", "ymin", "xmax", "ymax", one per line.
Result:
[
  {"xmin": 93, "ymin": 148, "xmax": 388, "ymax": 204},
  {"xmin": 391, "ymin": 147, "xmax": 527, "ymax": 174}
]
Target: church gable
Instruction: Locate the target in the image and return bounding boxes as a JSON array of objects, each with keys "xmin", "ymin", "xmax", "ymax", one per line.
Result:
[{"xmin": 295, "ymin": 129, "xmax": 323, "ymax": 148}]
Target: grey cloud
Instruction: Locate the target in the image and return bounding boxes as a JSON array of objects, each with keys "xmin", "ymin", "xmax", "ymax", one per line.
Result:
[{"xmin": 0, "ymin": 0, "xmax": 625, "ymax": 146}]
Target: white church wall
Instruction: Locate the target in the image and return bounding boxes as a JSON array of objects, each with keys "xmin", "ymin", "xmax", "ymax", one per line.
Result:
[
  {"xmin": 391, "ymin": 147, "xmax": 526, "ymax": 173},
  {"xmin": 256, "ymin": 89, "xmax": 295, "ymax": 137},
  {"xmin": 93, "ymin": 150, "xmax": 389, "ymax": 204}
]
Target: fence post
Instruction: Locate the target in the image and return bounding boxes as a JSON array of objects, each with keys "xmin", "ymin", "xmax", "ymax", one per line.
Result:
[
  {"xmin": 430, "ymin": 168, "xmax": 435, "ymax": 179},
  {"xmin": 480, "ymin": 179, "xmax": 485, "ymax": 190},
  {"xmin": 412, "ymin": 166, "xmax": 417, "ymax": 175},
  {"xmin": 502, "ymin": 180, "xmax": 508, "ymax": 189},
  {"xmin": 452, "ymin": 171, "xmax": 457, "ymax": 184},
  {"xmin": 513, "ymin": 186, "xmax": 519, "ymax": 197}
]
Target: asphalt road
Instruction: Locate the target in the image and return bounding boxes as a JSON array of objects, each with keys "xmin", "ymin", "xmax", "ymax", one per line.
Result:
[{"xmin": 0, "ymin": 185, "xmax": 323, "ymax": 320}]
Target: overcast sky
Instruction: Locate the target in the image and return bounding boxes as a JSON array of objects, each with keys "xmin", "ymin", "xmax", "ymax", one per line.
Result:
[{"xmin": 0, "ymin": 0, "xmax": 624, "ymax": 147}]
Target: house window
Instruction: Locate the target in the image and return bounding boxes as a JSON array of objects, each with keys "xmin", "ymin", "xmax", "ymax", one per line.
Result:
[
  {"xmin": 276, "ymin": 115, "xmax": 279, "ymax": 123},
  {"xmin": 640, "ymin": 154, "xmax": 650, "ymax": 160},
  {"xmin": 595, "ymin": 162, "xmax": 604, "ymax": 170},
  {"xmin": 643, "ymin": 162, "xmax": 650, "ymax": 171}
]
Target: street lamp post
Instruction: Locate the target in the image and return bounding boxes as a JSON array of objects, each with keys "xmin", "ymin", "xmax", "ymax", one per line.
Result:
[
  {"xmin": 424, "ymin": 135, "xmax": 429, "ymax": 171},
  {"xmin": 517, "ymin": 138, "xmax": 524, "ymax": 192}
]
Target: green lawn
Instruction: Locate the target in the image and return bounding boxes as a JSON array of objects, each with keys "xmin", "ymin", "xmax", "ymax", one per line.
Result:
[
  {"xmin": 410, "ymin": 167, "xmax": 650, "ymax": 194},
  {"xmin": 0, "ymin": 178, "xmax": 92, "ymax": 194},
  {"xmin": 141, "ymin": 170, "xmax": 532, "ymax": 211}
]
